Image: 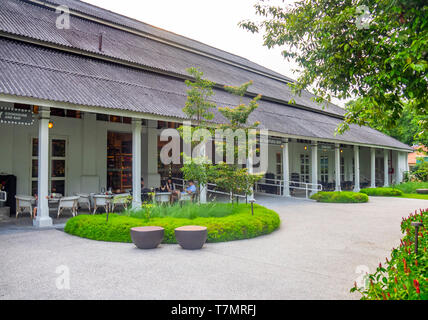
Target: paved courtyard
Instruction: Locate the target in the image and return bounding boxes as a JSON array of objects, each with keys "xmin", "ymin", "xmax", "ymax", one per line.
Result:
[{"xmin": 0, "ymin": 196, "xmax": 426, "ymax": 300}]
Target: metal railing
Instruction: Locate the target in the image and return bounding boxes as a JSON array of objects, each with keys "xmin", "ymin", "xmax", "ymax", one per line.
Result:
[
  {"xmin": 255, "ymin": 179, "xmax": 322, "ymax": 199},
  {"xmin": 170, "ymin": 177, "xmax": 247, "ymax": 202}
]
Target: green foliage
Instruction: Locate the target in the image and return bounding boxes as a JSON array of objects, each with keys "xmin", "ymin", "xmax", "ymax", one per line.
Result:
[
  {"xmin": 64, "ymin": 203, "xmax": 281, "ymax": 243},
  {"xmin": 183, "ymin": 67, "xmax": 216, "ymax": 124},
  {"xmin": 180, "ymin": 156, "xmax": 215, "ymax": 190},
  {"xmin": 412, "ymin": 160, "xmax": 428, "ymax": 182},
  {"xmin": 360, "ymin": 187, "xmax": 404, "ymax": 197},
  {"xmin": 240, "ymin": 0, "xmax": 428, "ymax": 138},
  {"xmin": 219, "ymin": 81, "xmax": 261, "ymax": 129},
  {"xmin": 310, "ymin": 191, "xmax": 368, "ymax": 203},
  {"xmin": 210, "ymin": 162, "xmax": 262, "ymax": 198},
  {"xmin": 371, "ymin": 105, "xmax": 428, "ymax": 146},
  {"xmin": 125, "ymin": 202, "xmax": 242, "ymax": 219},
  {"xmin": 351, "ymin": 209, "xmax": 428, "ymax": 300}
]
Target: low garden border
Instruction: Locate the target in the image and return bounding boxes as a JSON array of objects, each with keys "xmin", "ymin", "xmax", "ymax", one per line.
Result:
[{"xmin": 64, "ymin": 204, "xmax": 281, "ymax": 243}]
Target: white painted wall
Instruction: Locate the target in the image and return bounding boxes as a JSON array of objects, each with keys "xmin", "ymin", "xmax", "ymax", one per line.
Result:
[{"xmin": 0, "ymin": 103, "xmax": 161, "ymax": 196}]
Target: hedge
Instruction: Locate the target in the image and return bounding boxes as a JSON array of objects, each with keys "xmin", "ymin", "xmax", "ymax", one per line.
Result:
[
  {"xmin": 64, "ymin": 204, "xmax": 281, "ymax": 243},
  {"xmin": 360, "ymin": 187, "xmax": 404, "ymax": 197},
  {"xmin": 310, "ymin": 191, "xmax": 369, "ymax": 203},
  {"xmin": 351, "ymin": 208, "xmax": 428, "ymax": 300}
]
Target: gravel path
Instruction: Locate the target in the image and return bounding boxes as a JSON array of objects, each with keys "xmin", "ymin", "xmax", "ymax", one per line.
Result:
[{"xmin": 0, "ymin": 196, "xmax": 426, "ymax": 300}]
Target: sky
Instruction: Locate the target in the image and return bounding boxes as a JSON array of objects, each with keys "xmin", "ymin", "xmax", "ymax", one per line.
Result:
[{"xmin": 82, "ymin": 0, "xmax": 346, "ymax": 107}]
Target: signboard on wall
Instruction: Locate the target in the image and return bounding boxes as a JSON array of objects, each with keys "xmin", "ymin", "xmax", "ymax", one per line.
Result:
[{"xmin": 0, "ymin": 107, "xmax": 34, "ymax": 125}]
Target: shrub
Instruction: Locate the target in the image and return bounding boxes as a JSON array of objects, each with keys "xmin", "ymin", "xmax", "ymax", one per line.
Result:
[
  {"xmin": 393, "ymin": 181, "xmax": 428, "ymax": 194},
  {"xmin": 412, "ymin": 160, "xmax": 428, "ymax": 182},
  {"xmin": 64, "ymin": 203, "xmax": 280, "ymax": 243},
  {"xmin": 310, "ymin": 191, "xmax": 368, "ymax": 203},
  {"xmin": 351, "ymin": 208, "xmax": 428, "ymax": 300},
  {"xmin": 360, "ymin": 187, "xmax": 404, "ymax": 197}
]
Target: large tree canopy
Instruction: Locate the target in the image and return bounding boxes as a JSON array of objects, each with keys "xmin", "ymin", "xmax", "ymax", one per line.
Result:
[{"xmin": 240, "ymin": 0, "xmax": 427, "ymax": 143}]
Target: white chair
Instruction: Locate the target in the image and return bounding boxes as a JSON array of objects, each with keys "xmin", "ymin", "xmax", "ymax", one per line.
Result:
[
  {"xmin": 57, "ymin": 196, "xmax": 79, "ymax": 218},
  {"xmin": 75, "ymin": 193, "xmax": 91, "ymax": 212},
  {"xmin": 112, "ymin": 193, "xmax": 131, "ymax": 212},
  {"xmin": 15, "ymin": 195, "xmax": 35, "ymax": 218},
  {"xmin": 93, "ymin": 195, "xmax": 112, "ymax": 214}
]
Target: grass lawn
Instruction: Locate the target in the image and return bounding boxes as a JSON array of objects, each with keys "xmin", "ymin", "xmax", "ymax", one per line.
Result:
[
  {"xmin": 364, "ymin": 182, "xmax": 428, "ymax": 200},
  {"xmin": 393, "ymin": 181, "xmax": 428, "ymax": 193},
  {"xmin": 394, "ymin": 182, "xmax": 428, "ymax": 200},
  {"xmin": 400, "ymin": 193, "xmax": 428, "ymax": 200}
]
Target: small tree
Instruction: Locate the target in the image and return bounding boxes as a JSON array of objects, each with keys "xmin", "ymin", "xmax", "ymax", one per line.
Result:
[
  {"xmin": 211, "ymin": 162, "xmax": 262, "ymax": 202},
  {"xmin": 183, "ymin": 67, "xmax": 216, "ymax": 126},
  {"xmin": 179, "ymin": 68, "xmax": 216, "ymax": 198},
  {"xmin": 211, "ymin": 81, "xmax": 263, "ymax": 202}
]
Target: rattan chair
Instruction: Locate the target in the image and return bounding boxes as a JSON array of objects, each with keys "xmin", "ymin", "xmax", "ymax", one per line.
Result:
[
  {"xmin": 57, "ymin": 196, "xmax": 79, "ymax": 218},
  {"xmin": 15, "ymin": 195, "xmax": 35, "ymax": 218}
]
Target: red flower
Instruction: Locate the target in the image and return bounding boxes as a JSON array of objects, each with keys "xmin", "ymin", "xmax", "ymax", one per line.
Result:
[{"xmin": 413, "ymin": 280, "xmax": 420, "ymax": 294}]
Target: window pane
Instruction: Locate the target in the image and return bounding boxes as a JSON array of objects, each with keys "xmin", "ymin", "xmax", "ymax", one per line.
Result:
[
  {"xmin": 50, "ymin": 108, "xmax": 65, "ymax": 117},
  {"xmin": 32, "ymin": 138, "xmax": 38, "ymax": 157},
  {"xmin": 51, "ymin": 180, "xmax": 64, "ymax": 195},
  {"xmin": 52, "ymin": 160, "xmax": 65, "ymax": 177},
  {"xmin": 32, "ymin": 181, "xmax": 38, "ymax": 197},
  {"xmin": 32, "ymin": 159, "xmax": 38, "ymax": 178},
  {"xmin": 52, "ymin": 139, "xmax": 66, "ymax": 157}
]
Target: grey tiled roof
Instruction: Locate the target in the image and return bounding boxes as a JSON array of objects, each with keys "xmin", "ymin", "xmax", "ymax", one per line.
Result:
[
  {"xmin": 0, "ymin": 0, "xmax": 345, "ymax": 116},
  {"xmin": 0, "ymin": 38, "xmax": 411, "ymax": 150}
]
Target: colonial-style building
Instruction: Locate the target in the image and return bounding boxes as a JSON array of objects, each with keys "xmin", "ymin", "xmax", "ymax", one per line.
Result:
[{"xmin": 0, "ymin": 0, "xmax": 411, "ymax": 227}]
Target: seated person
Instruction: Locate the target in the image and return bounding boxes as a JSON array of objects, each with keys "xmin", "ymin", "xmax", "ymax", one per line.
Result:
[
  {"xmin": 184, "ymin": 180, "xmax": 197, "ymax": 199},
  {"xmin": 165, "ymin": 177, "xmax": 180, "ymax": 204},
  {"xmin": 141, "ymin": 177, "xmax": 152, "ymax": 202},
  {"xmin": 159, "ymin": 180, "xmax": 168, "ymax": 192}
]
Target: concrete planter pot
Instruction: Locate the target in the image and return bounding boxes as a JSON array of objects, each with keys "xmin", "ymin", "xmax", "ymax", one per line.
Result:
[
  {"xmin": 130, "ymin": 226, "xmax": 164, "ymax": 249},
  {"xmin": 175, "ymin": 225, "xmax": 207, "ymax": 250}
]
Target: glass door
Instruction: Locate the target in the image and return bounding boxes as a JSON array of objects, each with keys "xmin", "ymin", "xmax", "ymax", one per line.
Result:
[
  {"xmin": 107, "ymin": 132, "xmax": 132, "ymax": 193},
  {"xmin": 320, "ymin": 156, "xmax": 328, "ymax": 183},
  {"xmin": 300, "ymin": 154, "xmax": 310, "ymax": 183}
]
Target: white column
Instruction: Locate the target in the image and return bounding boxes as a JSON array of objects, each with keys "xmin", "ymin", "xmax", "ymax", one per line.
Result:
[
  {"xmin": 370, "ymin": 148, "xmax": 376, "ymax": 188},
  {"xmin": 142, "ymin": 120, "xmax": 161, "ymax": 188},
  {"xmin": 199, "ymin": 143, "xmax": 207, "ymax": 204},
  {"xmin": 132, "ymin": 119, "xmax": 142, "ymax": 208},
  {"xmin": 353, "ymin": 145, "xmax": 360, "ymax": 192},
  {"xmin": 311, "ymin": 141, "xmax": 318, "ymax": 195},
  {"xmin": 34, "ymin": 107, "xmax": 52, "ymax": 228},
  {"xmin": 384, "ymin": 149, "xmax": 389, "ymax": 187},
  {"xmin": 282, "ymin": 139, "xmax": 290, "ymax": 197},
  {"xmin": 335, "ymin": 144, "xmax": 341, "ymax": 191},
  {"xmin": 395, "ymin": 151, "xmax": 405, "ymax": 184}
]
